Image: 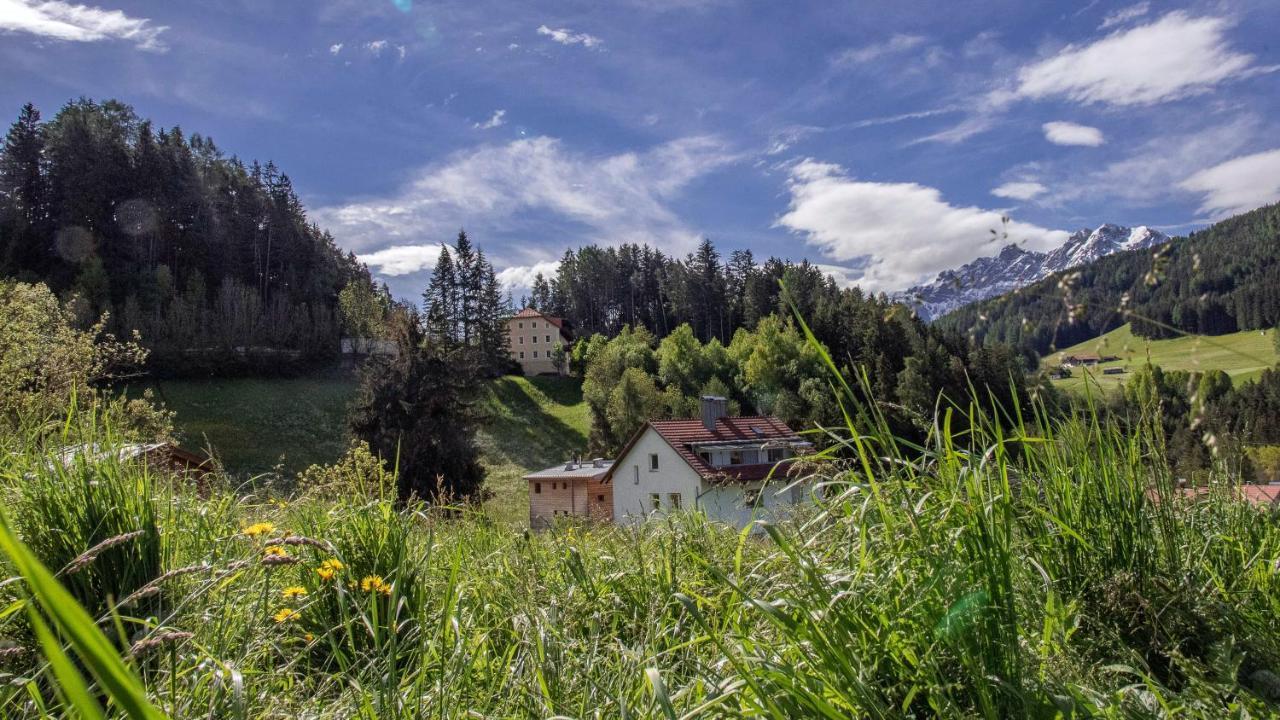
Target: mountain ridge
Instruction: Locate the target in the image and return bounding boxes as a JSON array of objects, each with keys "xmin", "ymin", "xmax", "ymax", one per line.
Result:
[{"xmin": 904, "ymin": 223, "xmax": 1170, "ymax": 321}]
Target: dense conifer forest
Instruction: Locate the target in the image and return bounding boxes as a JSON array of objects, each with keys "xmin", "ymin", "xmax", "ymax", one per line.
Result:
[{"xmin": 0, "ymin": 99, "xmax": 370, "ymax": 375}]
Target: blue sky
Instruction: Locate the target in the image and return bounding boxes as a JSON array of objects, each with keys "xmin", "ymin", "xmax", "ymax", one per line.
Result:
[{"xmin": 2, "ymin": 0, "xmax": 1279, "ymax": 299}]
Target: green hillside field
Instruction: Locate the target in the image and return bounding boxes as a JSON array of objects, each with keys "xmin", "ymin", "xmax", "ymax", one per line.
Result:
[
  {"xmin": 1043, "ymin": 323, "xmax": 1278, "ymax": 393},
  {"xmin": 131, "ymin": 372, "xmax": 588, "ymax": 525}
]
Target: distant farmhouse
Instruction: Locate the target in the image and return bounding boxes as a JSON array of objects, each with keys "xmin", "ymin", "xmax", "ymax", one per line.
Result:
[
  {"xmin": 507, "ymin": 307, "xmax": 571, "ymax": 376},
  {"xmin": 1061, "ymin": 353, "xmax": 1120, "ymax": 367},
  {"xmin": 522, "ymin": 397, "xmax": 813, "ymax": 530}
]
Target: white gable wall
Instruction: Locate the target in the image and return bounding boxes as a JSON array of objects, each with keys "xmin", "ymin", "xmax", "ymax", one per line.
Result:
[
  {"xmin": 698, "ymin": 480, "xmax": 809, "ymax": 530},
  {"xmin": 612, "ymin": 425, "xmax": 814, "ymax": 530},
  {"xmin": 612, "ymin": 428, "xmax": 701, "ymax": 525}
]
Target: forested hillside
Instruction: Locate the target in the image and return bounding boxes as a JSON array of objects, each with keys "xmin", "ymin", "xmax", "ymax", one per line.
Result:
[
  {"xmin": 0, "ymin": 100, "xmax": 370, "ymax": 374},
  {"xmin": 940, "ymin": 203, "xmax": 1280, "ymax": 358}
]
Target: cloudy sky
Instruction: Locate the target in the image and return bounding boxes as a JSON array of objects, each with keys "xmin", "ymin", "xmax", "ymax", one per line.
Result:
[{"xmin": 2, "ymin": 0, "xmax": 1278, "ymax": 297}]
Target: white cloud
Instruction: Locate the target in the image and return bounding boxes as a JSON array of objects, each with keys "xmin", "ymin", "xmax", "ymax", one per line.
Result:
[
  {"xmin": 357, "ymin": 244, "xmax": 443, "ymax": 277},
  {"xmin": 1099, "ymin": 1, "xmax": 1149, "ymax": 30},
  {"xmin": 329, "ymin": 43, "xmax": 343, "ymax": 55},
  {"xmin": 832, "ymin": 34, "xmax": 925, "ymax": 66},
  {"xmin": 1180, "ymin": 148, "xmax": 1280, "ymax": 219},
  {"xmin": 474, "ymin": 109, "xmax": 506, "ymax": 130},
  {"xmin": 0, "ymin": 0, "xmax": 167, "ymax": 51},
  {"xmin": 315, "ymin": 135, "xmax": 735, "ymax": 259},
  {"xmin": 991, "ymin": 181, "xmax": 1047, "ymax": 200},
  {"xmin": 1042, "ymin": 121, "xmax": 1104, "ymax": 146},
  {"xmin": 1053, "ymin": 116, "xmax": 1259, "ymax": 207},
  {"xmin": 814, "ymin": 264, "xmax": 863, "ymax": 289},
  {"xmin": 1015, "ymin": 12, "xmax": 1267, "ymax": 106},
  {"xmin": 497, "ymin": 260, "xmax": 561, "ymax": 293},
  {"xmin": 365, "ymin": 39, "xmax": 388, "ymax": 54},
  {"xmin": 777, "ymin": 159, "xmax": 1067, "ymax": 291},
  {"xmin": 536, "ymin": 24, "xmax": 602, "ymax": 49}
]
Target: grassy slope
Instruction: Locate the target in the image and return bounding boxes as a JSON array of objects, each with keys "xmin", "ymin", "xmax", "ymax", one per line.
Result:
[
  {"xmin": 133, "ymin": 374, "xmax": 359, "ymax": 476},
  {"xmin": 138, "ymin": 373, "xmax": 589, "ymax": 524},
  {"xmin": 476, "ymin": 375, "xmax": 590, "ymax": 525},
  {"xmin": 1043, "ymin": 323, "xmax": 1278, "ymax": 393}
]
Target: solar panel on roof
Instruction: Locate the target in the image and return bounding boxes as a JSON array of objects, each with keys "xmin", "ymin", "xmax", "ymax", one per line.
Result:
[{"xmin": 750, "ymin": 426, "xmax": 765, "ymax": 436}]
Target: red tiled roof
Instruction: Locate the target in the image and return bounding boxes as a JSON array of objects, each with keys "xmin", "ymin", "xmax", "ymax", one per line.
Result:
[
  {"xmin": 511, "ymin": 308, "xmax": 570, "ymax": 337},
  {"xmin": 605, "ymin": 416, "xmax": 804, "ymax": 484},
  {"xmin": 1178, "ymin": 484, "xmax": 1280, "ymax": 506}
]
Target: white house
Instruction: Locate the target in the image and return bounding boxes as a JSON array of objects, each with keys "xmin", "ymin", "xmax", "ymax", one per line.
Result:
[{"xmin": 603, "ymin": 396, "xmax": 813, "ymax": 529}]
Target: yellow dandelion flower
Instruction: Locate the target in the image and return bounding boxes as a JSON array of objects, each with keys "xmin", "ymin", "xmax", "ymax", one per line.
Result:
[
  {"xmin": 263, "ymin": 545, "xmax": 288, "ymax": 558},
  {"xmin": 316, "ymin": 566, "xmax": 336, "ymax": 581},
  {"xmin": 282, "ymin": 586, "xmax": 308, "ymax": 600},
  {"xmin": 304, "ymin": 632, "xmax": 314, "ymax": 642},
  {"xmin": 360, "ymin": 574, "xmax": 386, "ymax": 593},
  {"xmin": 320, "ymin": 558, "xmax": 344, "ymax": 571},
  {"xmin": 242, "ymin": 522, "xmax": 276, "ymax": 537},
  {"xmin": 273, "ymin": 608, "xmax": 300, "ymax": 624}
]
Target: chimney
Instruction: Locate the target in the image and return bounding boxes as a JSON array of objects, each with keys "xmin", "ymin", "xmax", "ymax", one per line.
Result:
[
  {"xmin": 592, "ymin": 457, "xmax": 604, "ymax": 468},
  {"xmin": 700, "ymin": 395, "xmax": 728, "ymax": 431}
]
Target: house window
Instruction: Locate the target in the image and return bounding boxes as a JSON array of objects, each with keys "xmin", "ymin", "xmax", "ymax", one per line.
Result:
[
  {"xmin": 668, "ymin": 492, "xmax": 682, "ymax": 509},
  {"xmin": 534, "ymin": 482, "xmax": 541, "ymax": 494},
  {"xmin": 532, "ymin": 321, "xmax": 538, "ymax": 329},
  {"xmin": 743, "ymin": 487, "xmax": 761, "ymax": 507},
  {"xmin": 649, "ymin": 453, "xmax": 659, "ymax": 471},
  {"xmin": 545, "ymin": 334, "xmax": 551, "ymax": 343},
  {"xmin": 767, "ymin": 448, "xmax": 785, "ymax": 462},
  {"xmin": 533, "ymin": 351, "xmax": 539, "ymax": 358},
  {"xmin": 518, "ymin": 322, "xmax": 524, "ymax": 329},
  {"xmin": 519, "ymin": 336, "xmax": 524, "ymax": 344},
  {"xmin": 519, "ymin": 352, "xmax": 525, "ymax": 359},
  {"xmin": 597, "ymin": 494, "xmax": 605, "ymax": 502},
  {"xmin": 729, "ymin": 450, "xmax": 743, "ymax": 465},
  {"xmin": 649, "ymin": 493, "xmax": 661, "ymax": 511},
  {"xmin": 698, "ymin": 451, "xmax": 711, "ymax": 465}
]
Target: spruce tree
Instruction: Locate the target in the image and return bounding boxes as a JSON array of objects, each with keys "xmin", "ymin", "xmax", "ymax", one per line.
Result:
[
  {"xmin": 349, "ymin": 306, "xmax": 487, "ymax": 502},
  {"xmin": 0, "ymin": 103, "xmax": 49, "ymax": 273},
  {"xmin": 425, "ymin": 244, "xmax": 458, "ymax": 344},
  {"xmin": 453, "ymin": 230, "xmax": 478, "ymax": 344}
]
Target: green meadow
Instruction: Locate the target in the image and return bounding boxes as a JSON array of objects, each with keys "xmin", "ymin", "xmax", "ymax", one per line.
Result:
[
  {"xmin": 1044, "ymin": 323, "xmax": 1278, "ymax": 392},
  {"xmin": 132, "ymin": 373, "xmax": 589, "ymax": 525}
]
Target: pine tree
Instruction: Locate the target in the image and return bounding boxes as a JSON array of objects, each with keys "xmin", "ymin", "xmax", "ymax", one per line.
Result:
[
  {"xmin": 453, "ymin": 229, "xmax": 478, "ymax": 344},
  {"xmin": 530, "ymin": 273, "xmax": 552, "ymax": 311},
  {"xmin": 424, "ymin": 244, "xmax": 458, "ymax": 344},
  {"xmin": 474, "ymin": 250, "xmax": 511, "ymax": 374},
  {"xmin": 0, "ymin": 103, "xmax": 49, "ymax": 273},
  {"xmin": 349, "ymin": 309, "xmax": 487, "ymax": 503}
]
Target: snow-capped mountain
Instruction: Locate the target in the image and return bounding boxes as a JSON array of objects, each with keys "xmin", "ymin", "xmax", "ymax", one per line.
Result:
[{"xmin": 904, "ymin": 224, "xmax": 1170, "ymax": 321}]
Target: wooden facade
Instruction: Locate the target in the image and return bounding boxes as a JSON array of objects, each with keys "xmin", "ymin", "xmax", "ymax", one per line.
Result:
[{"xmin": 525, "ymin": 460, "xmax": 613, "ymax": 528}]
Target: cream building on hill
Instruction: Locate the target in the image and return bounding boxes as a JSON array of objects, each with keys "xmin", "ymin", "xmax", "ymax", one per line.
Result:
[{"xmin": 507, "ymin": 307, "xmax": 571, "ymax": 376}]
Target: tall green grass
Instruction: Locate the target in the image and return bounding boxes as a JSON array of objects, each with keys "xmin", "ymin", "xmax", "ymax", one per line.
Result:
[{"xmin": 0, "ymin": 371, "xmax": 1279, "ymax": 716}]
